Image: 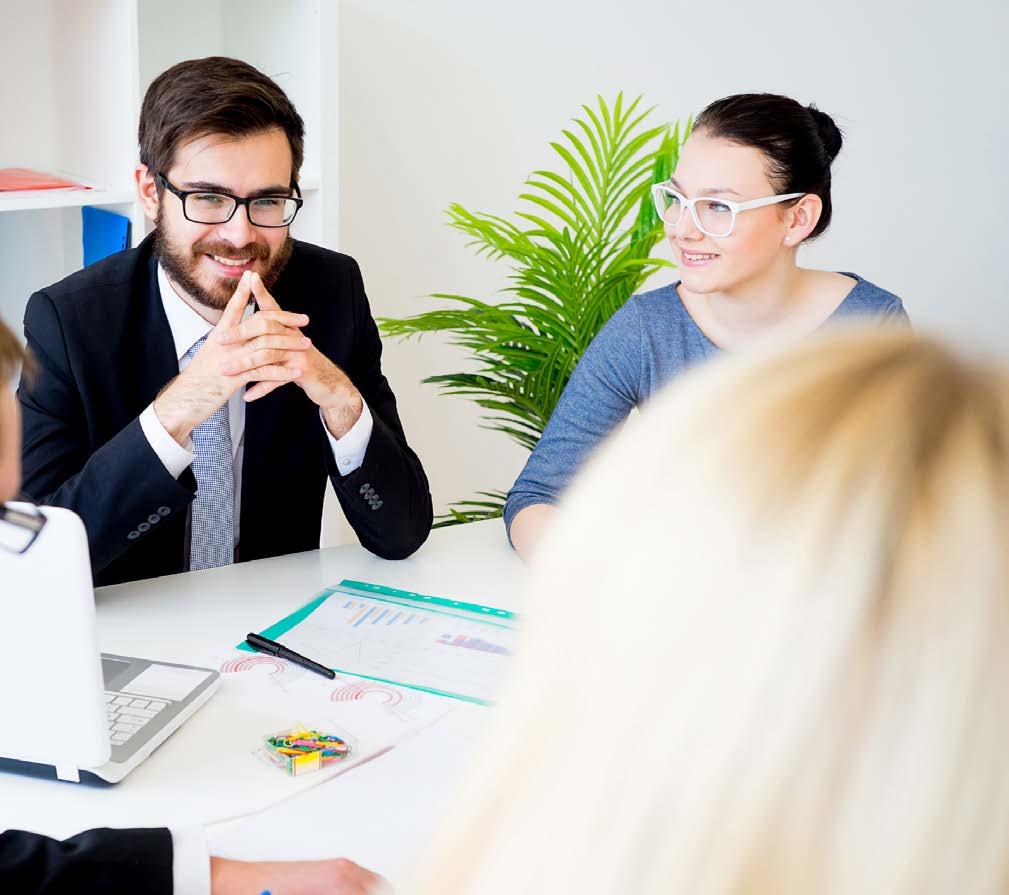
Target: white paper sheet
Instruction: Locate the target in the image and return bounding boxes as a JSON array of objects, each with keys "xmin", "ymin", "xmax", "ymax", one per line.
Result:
[{"xmin": 274, "ymin": 591, "xmax": 515, "ymax": 703}]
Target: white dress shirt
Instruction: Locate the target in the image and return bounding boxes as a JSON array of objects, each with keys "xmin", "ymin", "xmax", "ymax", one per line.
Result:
[
  {"xmin": 170, "ymin": 827, "xmax": 210, "ymax": 895},
  {"xmin": 139, "ymin": 265, "xmax": 373, "ymax": 548}
]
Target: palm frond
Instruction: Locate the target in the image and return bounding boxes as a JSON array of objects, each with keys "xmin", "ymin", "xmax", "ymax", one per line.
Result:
[
  {"xmin": 433, "ymin": 490, "xmax": 508, "ymax": 528},
  {"xmin": 378, "ymin": 95, "xmax": 688, "ymax": 521}
]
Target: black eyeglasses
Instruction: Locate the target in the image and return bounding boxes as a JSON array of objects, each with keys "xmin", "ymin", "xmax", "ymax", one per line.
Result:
[
  {"xmin": 156, "ymin": 173, "xmax": 304, "ymax": 227},
  {"xmin": 0, "ymin": 502, "xmax": 47, "ymax": 554}
]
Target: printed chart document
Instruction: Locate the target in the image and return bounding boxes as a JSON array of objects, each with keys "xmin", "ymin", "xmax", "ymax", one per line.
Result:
[{"xmin": 240, "ymin": 580, "xmax": 517, "ymax": 704}]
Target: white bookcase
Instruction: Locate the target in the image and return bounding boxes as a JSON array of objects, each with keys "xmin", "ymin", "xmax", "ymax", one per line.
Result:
[{"xmin": 0, "ymin": 0, "xmax": 351, "ymax": 545}]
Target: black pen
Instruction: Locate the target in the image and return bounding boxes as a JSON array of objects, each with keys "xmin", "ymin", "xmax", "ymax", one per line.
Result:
[{"xmin": 245, "ymin": 632, "xmax": 336, "ymax": 680}]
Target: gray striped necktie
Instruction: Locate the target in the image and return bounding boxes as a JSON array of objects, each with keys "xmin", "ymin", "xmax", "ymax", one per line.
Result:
[{"xmin": 186, "ymin": 335, "xmax": 234, "ymax": 570}]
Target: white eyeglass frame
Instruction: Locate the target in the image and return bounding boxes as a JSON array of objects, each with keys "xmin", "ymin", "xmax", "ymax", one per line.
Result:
[{"xmin": 651, "ymin": 183, "xmax": 805, "ymax": 238}]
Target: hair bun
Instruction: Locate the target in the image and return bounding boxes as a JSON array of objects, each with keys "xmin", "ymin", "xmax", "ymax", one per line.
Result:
[{"xmin": 807, "ymin": 104, "xmax": 843, "ymax": 163}]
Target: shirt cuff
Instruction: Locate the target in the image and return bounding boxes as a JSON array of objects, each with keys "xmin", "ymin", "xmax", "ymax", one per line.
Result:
[
  {"xmin": 170, "ymin": 826, "xmax": 211, "ymax": 895},
  {"xmin": 321, "ymin": 401, "xmax": 373, "ymax": 476},
  {"xmin": 140, "ymin": 403, "xmax": 194, "ymax": 479}
]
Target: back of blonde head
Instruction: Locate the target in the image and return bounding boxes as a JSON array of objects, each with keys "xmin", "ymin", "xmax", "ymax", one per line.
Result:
[{"xmin": 412, "ymin": 327, "xmax": 1009, "ymax": 895}]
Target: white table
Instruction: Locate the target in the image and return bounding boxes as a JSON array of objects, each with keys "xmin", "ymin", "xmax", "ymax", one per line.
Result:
[{"xmin": 0, "ymin": 520, "xmax": 523, "ymax": 883}]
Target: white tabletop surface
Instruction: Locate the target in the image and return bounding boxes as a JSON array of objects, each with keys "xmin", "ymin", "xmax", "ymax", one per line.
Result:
[{"xmin": 0, "ymin": 519, "xmax": 524, "ymax": 884}]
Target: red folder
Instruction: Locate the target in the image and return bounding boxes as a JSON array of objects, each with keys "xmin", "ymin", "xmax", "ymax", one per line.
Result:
[{"xmin": 0, "ymin": 168, "xmax": 90, "ymax": 192}]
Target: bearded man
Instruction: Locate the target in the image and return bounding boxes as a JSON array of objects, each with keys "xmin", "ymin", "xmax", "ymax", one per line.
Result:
[{"xmin": 18, "ymin": 57, "xmax": 432, "ymax": 586}]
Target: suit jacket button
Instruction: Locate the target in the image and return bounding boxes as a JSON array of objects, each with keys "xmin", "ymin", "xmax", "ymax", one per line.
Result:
[
  {"xmin": 127, "ymin": 531, "xmax": 140, "ymax": 540},
  {"xmin": 148, "ymin": 514, "xmax": 161, "ymax": 524},
  {"xmin": 359, "ymin": 483, "xmax": 370, "ymax": 495},
  {"xmin": 138, "ymin": 521, "xmax": 151, "ymax": 532},
  {"xmin": 375, "ymin": 500, "xmax": 383, "ymax": 509},
  {"xmin": 158, "ymin": 506, "xmax": 171, "ymax": 516}
]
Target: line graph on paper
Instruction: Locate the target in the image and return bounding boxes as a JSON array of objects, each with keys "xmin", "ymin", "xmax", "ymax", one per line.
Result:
[{"xmin": 276, "ymin": 592, "xmax": 515, "ymax": 703}]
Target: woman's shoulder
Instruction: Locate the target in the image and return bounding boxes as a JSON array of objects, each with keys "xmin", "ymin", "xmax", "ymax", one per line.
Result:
[
  {"xmin": 584, "ymin": 282, "xmax": 712, "ymax": 365},
  {"xmin": 627, "ymin": 281, "xmax": 705, "ymax": 329},
  {"xmin": 835, "ymin": 272, "xmax": 908, "ymax": 320},
  {"xmin": 591, "ymin": 283, "xmax": 687, "ymax": 342},
  {"xmin": 623, "ymin": 282, "xmax": 719, "ymax": 364},
  {"xmin": 631, "ymin": 281, "xmax": 683, "ymax": 311}
]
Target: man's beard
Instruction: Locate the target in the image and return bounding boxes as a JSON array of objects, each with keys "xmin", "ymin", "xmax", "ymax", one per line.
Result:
[{"xmin": 153, "ymin": 221, "xmax": 295, "ymax": 312}]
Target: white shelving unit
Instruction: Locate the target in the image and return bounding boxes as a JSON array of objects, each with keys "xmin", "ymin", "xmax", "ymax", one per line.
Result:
[
  {"xmin": 0, "ymin": 190, "xmax": 140, "ymax": 213},
  {"xmin": 1, "ymin": 0, "xmax": 350, "ymax": 544},
  {"xmin": 0, "ymin": 0, "xmax": 339, "ymax": 330}
]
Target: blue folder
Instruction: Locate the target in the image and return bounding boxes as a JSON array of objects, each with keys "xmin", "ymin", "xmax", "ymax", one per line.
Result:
[{"xmin": 82, "ymin": 207, "xmax": 131, "ymax": 266}]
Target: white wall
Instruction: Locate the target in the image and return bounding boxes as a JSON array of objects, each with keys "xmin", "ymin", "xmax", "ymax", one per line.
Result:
[
  {"xmin": 339, "ymin": 0, "xmax": 1009, "ymax": 518},
  {"xmin": 0, "ymin": 0, "xmax": 137, "ymax": 335}
]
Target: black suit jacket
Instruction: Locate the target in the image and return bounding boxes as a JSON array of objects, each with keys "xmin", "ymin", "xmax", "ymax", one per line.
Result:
[
  {"xmin": 0, "ymin": 827, "xmax": 172, "ymax": 895},
  {"xmin": 19, "ymin": 236, "xmax": 432, "ymax": 586}
]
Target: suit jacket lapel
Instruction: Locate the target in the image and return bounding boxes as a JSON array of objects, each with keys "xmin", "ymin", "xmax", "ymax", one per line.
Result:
[{"xmin": 135, "ymin": 246, "xmax": 183, "ymax": 408}]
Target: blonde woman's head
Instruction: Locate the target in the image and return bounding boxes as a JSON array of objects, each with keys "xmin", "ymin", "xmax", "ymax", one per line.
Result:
[
  {"xmin": 415, "ymin": 327, "xmax": 1009, "ymax": 895},
  {"xmin": 0, "ymin": 317, "xmax": 27, "ymax": 503}
]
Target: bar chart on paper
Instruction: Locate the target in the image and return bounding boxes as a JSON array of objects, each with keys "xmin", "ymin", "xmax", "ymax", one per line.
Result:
[
  {"xmin": 436, "ymin": 634, "xmax": 509, "ymax": 655},
  {"xmin": 342, "ymin": 599, "xmax": 431, "ymax": 628},
  {"xmin": 249, "ymin": 583, "xmax": 517, "ymax": 704}
]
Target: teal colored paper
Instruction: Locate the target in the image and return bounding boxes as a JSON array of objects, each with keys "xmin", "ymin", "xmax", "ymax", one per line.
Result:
[
  {"xmin": 235, "ymin": 580, "xmax": 515, "ymax": 705},
  {"xmin": 236, "ymin": 587, "xmax": 337, "ymax": 648},
  {"xmin": 339, "ymin": 580, "xmax": 515, "ymax": 621}
]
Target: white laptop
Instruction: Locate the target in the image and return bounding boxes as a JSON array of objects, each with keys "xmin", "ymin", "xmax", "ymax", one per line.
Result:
[{"xmin": 0, "ymin": 504, "xmax": 219, "ymax": 783}]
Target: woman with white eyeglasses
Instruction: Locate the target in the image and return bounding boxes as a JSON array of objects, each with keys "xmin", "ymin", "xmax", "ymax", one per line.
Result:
[{"xmin": 505, "ymin": 92, "xmax": 908, "ymax": 559}]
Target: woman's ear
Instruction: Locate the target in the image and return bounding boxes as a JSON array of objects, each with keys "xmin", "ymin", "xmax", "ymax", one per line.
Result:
[{"xmin": 783, "ymin": 194, "xmax": 822, "ymax": 245}]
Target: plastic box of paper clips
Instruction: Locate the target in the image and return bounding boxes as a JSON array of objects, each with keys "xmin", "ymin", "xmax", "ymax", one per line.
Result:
[{"xmin": 262, "ymin": 725, "xmax": 352, "ymax": 776}]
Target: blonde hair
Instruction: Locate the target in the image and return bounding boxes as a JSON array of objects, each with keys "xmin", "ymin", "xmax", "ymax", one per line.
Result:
[
  {"xmin": 0, "ymin": 317, "xmax": 27, "ymax": 385},
  {"xmin": 0, "ymin": 317, "xmax": 27, "ymax": 500},
  {"xmin": 412, "ymin": 327, "xmax": 1009, "ymax": 895}
]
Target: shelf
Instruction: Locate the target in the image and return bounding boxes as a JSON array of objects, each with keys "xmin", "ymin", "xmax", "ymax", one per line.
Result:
[{"xmin": 0, "ymin": 189, "xmax": 137, "ymax": 213}]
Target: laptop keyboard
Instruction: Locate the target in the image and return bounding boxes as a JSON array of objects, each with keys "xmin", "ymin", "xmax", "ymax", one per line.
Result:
[{"xmin": 105, "ymin": 692, "xmax": 169, "ymax": 747}]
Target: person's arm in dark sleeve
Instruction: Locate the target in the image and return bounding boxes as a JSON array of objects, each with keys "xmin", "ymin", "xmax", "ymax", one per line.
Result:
[
  {"xmin": 324, "ymin": 262, "xmax": 433, "ymax": 559},
  {"xmin": 0, "ymin": 827, "xmax": 172, "ymax": 895},
  {"xmin": 18, "ymin": 291, "xmax": 195, "ymax": 575}
]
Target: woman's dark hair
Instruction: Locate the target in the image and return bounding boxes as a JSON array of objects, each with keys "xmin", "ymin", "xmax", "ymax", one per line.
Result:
[
  {"xmin": 139, "ymin": 56, "xmax": 305, "ymax": 188},
  {"xmin": 693, "ymin": 93, "xmax": 843, "ymax": 240}
]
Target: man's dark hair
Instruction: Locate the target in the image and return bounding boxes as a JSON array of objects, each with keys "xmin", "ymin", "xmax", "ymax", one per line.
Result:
[
  {"xmin": 694, "ymin": 93, "xmax": 843, "ymax": 240},
  {"xmin": 139, "ymin": 56, "xmax": 305, "ymax": 187}
]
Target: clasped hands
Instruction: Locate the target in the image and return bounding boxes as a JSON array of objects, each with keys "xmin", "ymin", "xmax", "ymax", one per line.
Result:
[{"xmin": 154, "ymin": 270, "xmax": 363, "ymax": 446}]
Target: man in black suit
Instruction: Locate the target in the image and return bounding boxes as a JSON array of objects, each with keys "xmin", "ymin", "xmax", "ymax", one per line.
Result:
[
  {"xmin": 18, "ymin": 56, "xmax": 432, "ymax": 585},
  {"xmin": 2, "ymin": 321, "xmax": 383, "ymax": 892}
]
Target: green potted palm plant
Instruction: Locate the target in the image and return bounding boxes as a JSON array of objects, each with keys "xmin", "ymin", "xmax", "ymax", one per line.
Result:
[{"xmin": 380, "ymin": 94, "xmax": 688, "ymax": 525}]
